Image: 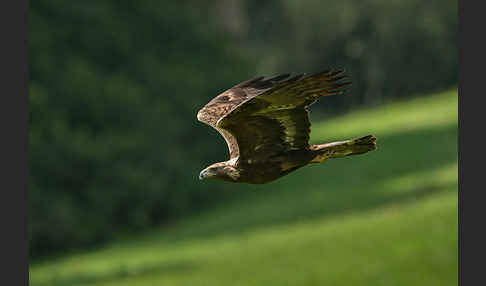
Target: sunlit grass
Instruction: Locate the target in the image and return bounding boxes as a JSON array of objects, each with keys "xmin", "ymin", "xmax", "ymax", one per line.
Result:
[
  {"xmin": 311, "ymin": 88, "xmax": 457, "ymax": 140},
  {"xmin": 30, "ymin": 89, "xmax": 458, "ymax": 286}
]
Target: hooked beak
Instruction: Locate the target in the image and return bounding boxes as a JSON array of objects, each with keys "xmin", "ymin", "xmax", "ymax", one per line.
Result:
[{"xmin": 199, "ymin": 169, "xmax": 212, "ymax": 180}]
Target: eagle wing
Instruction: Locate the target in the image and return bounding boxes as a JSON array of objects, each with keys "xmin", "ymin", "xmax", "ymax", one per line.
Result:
[
  {"xmin": 216, "ymin": 70, "xmax": 351, "ymax": 162},
  {"xmin": 197, "ymin": 74, "xmax": 293, "ymax": 159}
]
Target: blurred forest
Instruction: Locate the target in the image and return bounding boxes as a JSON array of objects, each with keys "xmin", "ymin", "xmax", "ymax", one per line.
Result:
[{"xmin": 29, "ymin": 0, "xmax": 456, "ymax": 259}]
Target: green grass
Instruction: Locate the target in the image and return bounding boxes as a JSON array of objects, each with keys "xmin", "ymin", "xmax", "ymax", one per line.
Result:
[{"xmin": 30, "ymin": 89, "xmax": 458, "ymax": 286}]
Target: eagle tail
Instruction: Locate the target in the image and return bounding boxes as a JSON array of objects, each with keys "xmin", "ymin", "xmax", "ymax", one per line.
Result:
[{"xmin": 309, "ymin": 135, "xmax": 377, "ymax": 163}]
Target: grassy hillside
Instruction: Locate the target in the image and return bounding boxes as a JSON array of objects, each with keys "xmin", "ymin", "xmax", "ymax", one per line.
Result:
[{"xmin": 30, "ymin": 89, "xmax": 458, "ymax": 286}]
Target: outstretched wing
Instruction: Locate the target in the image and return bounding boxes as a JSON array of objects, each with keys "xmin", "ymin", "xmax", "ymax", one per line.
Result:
[
  {"xmin": 217, "ymin": 69, "xmax": 351, "ymax": 162},
  {"xmin": 197, "ymin": 74, "xmax": 294, "ymax": 159}
]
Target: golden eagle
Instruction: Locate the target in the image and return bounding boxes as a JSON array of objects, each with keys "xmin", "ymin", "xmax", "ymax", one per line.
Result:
[{"xmin": 197, "ymin": 69, "xmax": 376, "ymax": 184}]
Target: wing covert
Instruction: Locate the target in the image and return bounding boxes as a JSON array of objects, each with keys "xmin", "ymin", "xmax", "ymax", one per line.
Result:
[{"xmin": 197, "ymin": 74, "xmax": 295, "ymax": 159}]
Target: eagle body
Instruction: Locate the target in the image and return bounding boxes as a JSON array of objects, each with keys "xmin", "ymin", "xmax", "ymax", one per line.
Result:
[
  {"xmin": 228, "ymin": 149, "xmax": 315, "ymax": 184},
  {"xmin": 197, "ymin": 69, "xmax": 376, "ymax": 184}
]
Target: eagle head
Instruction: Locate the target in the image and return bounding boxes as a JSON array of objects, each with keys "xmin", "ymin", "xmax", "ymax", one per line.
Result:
[{"xmin": 199, "ymin": 161, "xmax": 240, "ymax": 182}]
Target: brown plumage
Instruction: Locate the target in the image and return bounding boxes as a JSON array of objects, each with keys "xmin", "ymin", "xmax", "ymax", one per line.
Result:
[{"xmin": 197, "ymin": 69, "xmax": 377, "ymax": 184}]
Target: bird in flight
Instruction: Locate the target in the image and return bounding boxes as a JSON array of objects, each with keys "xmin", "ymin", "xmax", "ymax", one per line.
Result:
[{"xmin": 197, "ymin": 69, "xmax": 376, "ymax": 184}]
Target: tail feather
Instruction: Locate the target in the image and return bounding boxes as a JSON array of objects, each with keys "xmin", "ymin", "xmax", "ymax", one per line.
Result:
[{"xmin": 310, "ymin": 135, "xmax": 377, "ymax": 163}]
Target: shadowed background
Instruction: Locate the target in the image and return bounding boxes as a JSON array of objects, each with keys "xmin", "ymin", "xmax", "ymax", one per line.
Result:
[{"xmin": 29, "ymin": 1, "xmax": 457, "ymax": 285}]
